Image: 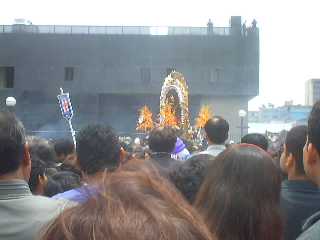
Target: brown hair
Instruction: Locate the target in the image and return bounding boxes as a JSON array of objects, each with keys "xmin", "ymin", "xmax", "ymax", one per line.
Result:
[
  {"xmin": 195, "ymin": 144, "xmax": 282, "ymax": 240},
  {"xmin": 41, "ymin": 159, "xmax": 214, "ymax": 240}
]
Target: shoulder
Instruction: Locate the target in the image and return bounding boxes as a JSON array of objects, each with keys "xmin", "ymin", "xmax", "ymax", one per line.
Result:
[
  {"xmin": 12, "ymin": 195, "xmax": 74, "ymax": 222},
  {"xmin": 298, "ymin": 211, "xmax": 320, "ymax": 240},
  {"xmin": 52, "ymin": 186, "xmax": 93, "ymax": 203},
  {"xmin": 25, "ymin": 194, "xmax": 65, "ymax": 205}
]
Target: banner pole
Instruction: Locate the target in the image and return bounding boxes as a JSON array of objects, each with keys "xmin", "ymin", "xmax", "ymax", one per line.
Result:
[
  {"xmin": 58, "ymin": 87, "xmax": 76, "ymax": 148},
  {"xmin": 68, "ymin": 119, "xmax": 76, "ymax": 148}
]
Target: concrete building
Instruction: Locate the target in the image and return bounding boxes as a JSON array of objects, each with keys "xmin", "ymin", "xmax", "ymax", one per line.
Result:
[
  {"xmin": 305, "ymin": 79, "xmax": 320, "ymax": 106},
  {"xmin": 0, "ymin": 16, "xmax": 259, "ymax": 140}
]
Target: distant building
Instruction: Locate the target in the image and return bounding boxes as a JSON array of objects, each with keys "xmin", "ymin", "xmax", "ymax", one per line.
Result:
[
  {"xmin": 305, "ymin": 79, "xmax": 320, "ymax": 106},
  {"xmin": 249, "ymin": 104, "xmax": 311, "ymax": 124}
]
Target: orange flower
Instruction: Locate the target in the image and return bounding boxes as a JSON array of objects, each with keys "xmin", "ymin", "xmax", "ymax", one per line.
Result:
[
  {"xmin": 136, "ymin": 105, "xmax": 154, "ymax": 132},
  {"xmin": 195, "ymin": 105, "xmax": 213, "ymax": 129}
]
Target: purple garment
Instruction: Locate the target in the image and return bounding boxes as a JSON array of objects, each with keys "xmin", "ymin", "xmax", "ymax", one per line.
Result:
[
  {"xmin": 173, "ymin": 137, "xmax": 186, "ymax": 154},
  {"xmin": 52, "ymin": 185, "xmax": 98, "ymax": 203}
]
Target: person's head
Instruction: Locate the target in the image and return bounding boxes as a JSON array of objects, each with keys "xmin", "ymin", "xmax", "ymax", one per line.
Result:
[
  {"xmin": 0, "ymin": 111, "xmax": 30, "ymax": 181},
  {"xmin": 195, "ymin": 144, "xmax": 282, "ymax": 240},
  {"xmin": 170, "ymin": 154, "xmax": 212, "ymax": 203},
  {"xmin": 148, "ymin": 127, "xmax": 177, "ymax": 153},
  {"xmin": 76, "ymin": 124, "xmax": 121, "ymax": 177},
  {"xmin": 204, "ymin": 117, "xmax": 229, "ymax": 145},
  {"xmin": 132, "ymin": 145, "xmax": 146, "ymax": 159},
  {"xmin": 27, "ymin": 136, "xmax": 57, "ymax": 168},
  {"xmin": 54, "ymin": 139, "xmax": 76, "ymax": 166},
  {"xmin": 304, "ymin": 101, "xmax": 320, "ymax": 186},
  {"xmin": 41, "ymin": 160, "xmax": 214, "ymax": 240},
  {"xmin": 241, "ymin": 133, "xmax": 268, "ymax": 151},
  {"xmin": 28, "ymin": 156, "xmax": 48, "ymax": 195},
  {"xmin": 280, "ymin": 125, "xmax": 307, "ymax": 178}
]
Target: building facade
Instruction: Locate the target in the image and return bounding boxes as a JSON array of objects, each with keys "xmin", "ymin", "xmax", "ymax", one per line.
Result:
[
  {"xmin": 0, "ymin": 16, "xmax": 259, "ymax": 140},
  {"xmin": 305, "ymin": 79, "xmax": 320, "ymax": 106}
]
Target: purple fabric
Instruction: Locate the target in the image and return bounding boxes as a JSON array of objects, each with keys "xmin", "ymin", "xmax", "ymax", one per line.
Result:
[
  {"xmin": 173, "ymin": 137, "xmax": 186, "ymax": 154},
  {"xmin": 52, "ymin": 186, "xmax": 98, "ymax": 203}
]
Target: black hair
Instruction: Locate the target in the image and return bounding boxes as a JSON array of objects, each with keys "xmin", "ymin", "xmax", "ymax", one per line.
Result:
[
  {"xmin": 241, "ymin": 133, "xmax": 269, "ymax": 151},
  {"xmin": 148, "ymin": 127, "xmax": 177, "ymax": 153},
  {"xmin": 28, "ymin": 156, "xmax": 46, "ymax": 193},
  {"xmin": 76, "ymin": 124, "xmax": 121, "ymax": 175},
  {"xmin": 204, "ymin": 116, "xmax": 229, "ymax": 144},
  {"xmin": 27, "ymin": 136, "xmax": 57, "ymax": 168},
  {"xmin": 51, "ymin": 171, "xmax": 81, "ymax": 192},
  {"xmin": 54, "ymin": 139, "xmax": 75, "ymax": 157},
  {"xmin": 195, "ymin": 144, "xmax": 282, "ymax": 240},
  {"xmin": 57, "ymin": 163, "xmax": 81, "ymax": 177},
  {"xmin": 170, "ymin": 154, "xmax": 212, "ymax": 203},
  {"xmin": 44, "ymin": 178, "xmax": 63, "ymax": 197},
  {"xmin": 0, "ymin": 111, "xmax": 26, "ymax": 175},
  {"xmin": 285, "ymin": 125, "xmax": 307, "ymax": 175},
  {"xmin": 308, "ymin": 101, "xmax": 320, "ymax": 153}
]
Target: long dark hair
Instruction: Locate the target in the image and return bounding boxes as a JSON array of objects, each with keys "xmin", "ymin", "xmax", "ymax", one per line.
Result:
[{"xmin": 195, "ymin": 144, "xmax": 282, "ymax": 240}]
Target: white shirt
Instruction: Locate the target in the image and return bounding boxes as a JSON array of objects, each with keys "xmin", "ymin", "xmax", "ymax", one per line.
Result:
[{"xmin": 196, "ymin": 144, "xmax": 226, "ymax": 158}]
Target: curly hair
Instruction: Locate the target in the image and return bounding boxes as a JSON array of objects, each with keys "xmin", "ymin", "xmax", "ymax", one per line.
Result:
[
  {"xmin": 76, "ymin": 124, "xmax": 121, "ymax": 175},
  {"xmin": 170, "ymin": 154, "xmax": 212, "ymax": 203}
]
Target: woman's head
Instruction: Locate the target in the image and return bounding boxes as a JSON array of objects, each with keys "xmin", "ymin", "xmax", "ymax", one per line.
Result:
[
  {"xmin": 41, "ymin": 159, "xmax": 214, "ymax": 240},
  {"xmin": 195, "ymin": 144, "xmax": 282, "ymax": 240}
]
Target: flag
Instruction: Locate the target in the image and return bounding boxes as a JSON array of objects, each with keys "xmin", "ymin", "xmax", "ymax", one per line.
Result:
[{"xmin": 57, "ymin": 93, "xmax": 74, "ymax": 121}]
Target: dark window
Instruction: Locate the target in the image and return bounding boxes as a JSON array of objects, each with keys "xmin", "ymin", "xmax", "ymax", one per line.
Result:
[
  {"xmin": 208, "ymin": 69, "xmax": 215, "ymax": 83},
  {"xmin": 140, "ymin": 67, "xmax": 151, "ymax": 84},
  {"xmin": 64, "ymin": 67, "xmax": 74, "ymax": 81},
  {"xmin": 215, "ymin": 68, "xmax": 221, "ymax": 82},
  {"xmin": 0, "ymin": 67, "xmax": 14, "ymax": 88}
]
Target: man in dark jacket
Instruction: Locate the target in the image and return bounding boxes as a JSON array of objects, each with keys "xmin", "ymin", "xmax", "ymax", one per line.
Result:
[
  {"xmin": 297, "ymin": 101, "xmax": 320, "ymax": 240},
  {"xmin": 148, "ymin": 127, "xmax": 180, "ymax": 177},
  {"xmin": 280, "ymin": 125, "xmax": 320, "ymax": 240}
]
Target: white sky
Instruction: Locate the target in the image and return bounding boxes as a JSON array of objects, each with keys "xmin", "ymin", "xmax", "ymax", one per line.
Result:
[{"xmin": 1, "ymin": 0, "xmax": 320, "ymax": 110}]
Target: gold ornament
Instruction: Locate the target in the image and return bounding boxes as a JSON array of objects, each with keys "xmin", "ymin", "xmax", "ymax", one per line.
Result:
[
  {"xmin": 160, "ymin": 102, "xmax": 178, "ymax": 127},
  {"xmin": 159, "ymin": 71, "xmax": 189, "ymax": 130}
]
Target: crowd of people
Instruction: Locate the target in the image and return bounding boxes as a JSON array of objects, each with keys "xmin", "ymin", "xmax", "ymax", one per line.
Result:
[{"xmin": 1, "ymin": 101, "xmax": 320, "ymax": 240}]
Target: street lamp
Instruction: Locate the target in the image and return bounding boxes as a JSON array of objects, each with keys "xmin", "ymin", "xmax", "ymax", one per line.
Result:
[
  {"xmin": 6, "ymin": 97, "xmax": 16, "ymax": 107},
  {"xmin": 6, "ymin": 97, "xmax": 16, "ymax": 113},
  {"xmin": 238, "ymin": 109, "xmax": 247, "ymax": 140}
]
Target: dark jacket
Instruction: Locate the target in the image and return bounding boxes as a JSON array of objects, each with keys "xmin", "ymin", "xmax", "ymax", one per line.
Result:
[
  {"xmin": 149, "ymin": 152, "xmax": 181, "ymax": 179},
  {"xmin": 280, "ymin": 179, "xmax": 320, "ymax": 240}
]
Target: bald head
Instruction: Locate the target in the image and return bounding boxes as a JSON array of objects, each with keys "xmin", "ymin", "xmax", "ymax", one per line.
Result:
[{"xmin": 204, "ymin": 117, "xmax": 229, "ymax": 144}]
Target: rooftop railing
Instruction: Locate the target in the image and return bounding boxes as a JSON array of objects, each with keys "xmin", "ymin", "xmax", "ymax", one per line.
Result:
[{"xmin": 0, "ymin": 25, "xmax": 230, "ymax": 36}]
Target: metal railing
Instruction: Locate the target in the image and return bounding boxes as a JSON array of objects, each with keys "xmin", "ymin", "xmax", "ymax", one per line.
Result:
[{"xmin": 0, "ymin": 24, "xmax": 230, "ymax": 36}]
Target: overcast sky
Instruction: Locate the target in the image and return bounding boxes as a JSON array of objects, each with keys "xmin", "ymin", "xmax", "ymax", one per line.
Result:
[{"xmin": 1, "ymin": 0, "xmax": 320, "ymax": 110}]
